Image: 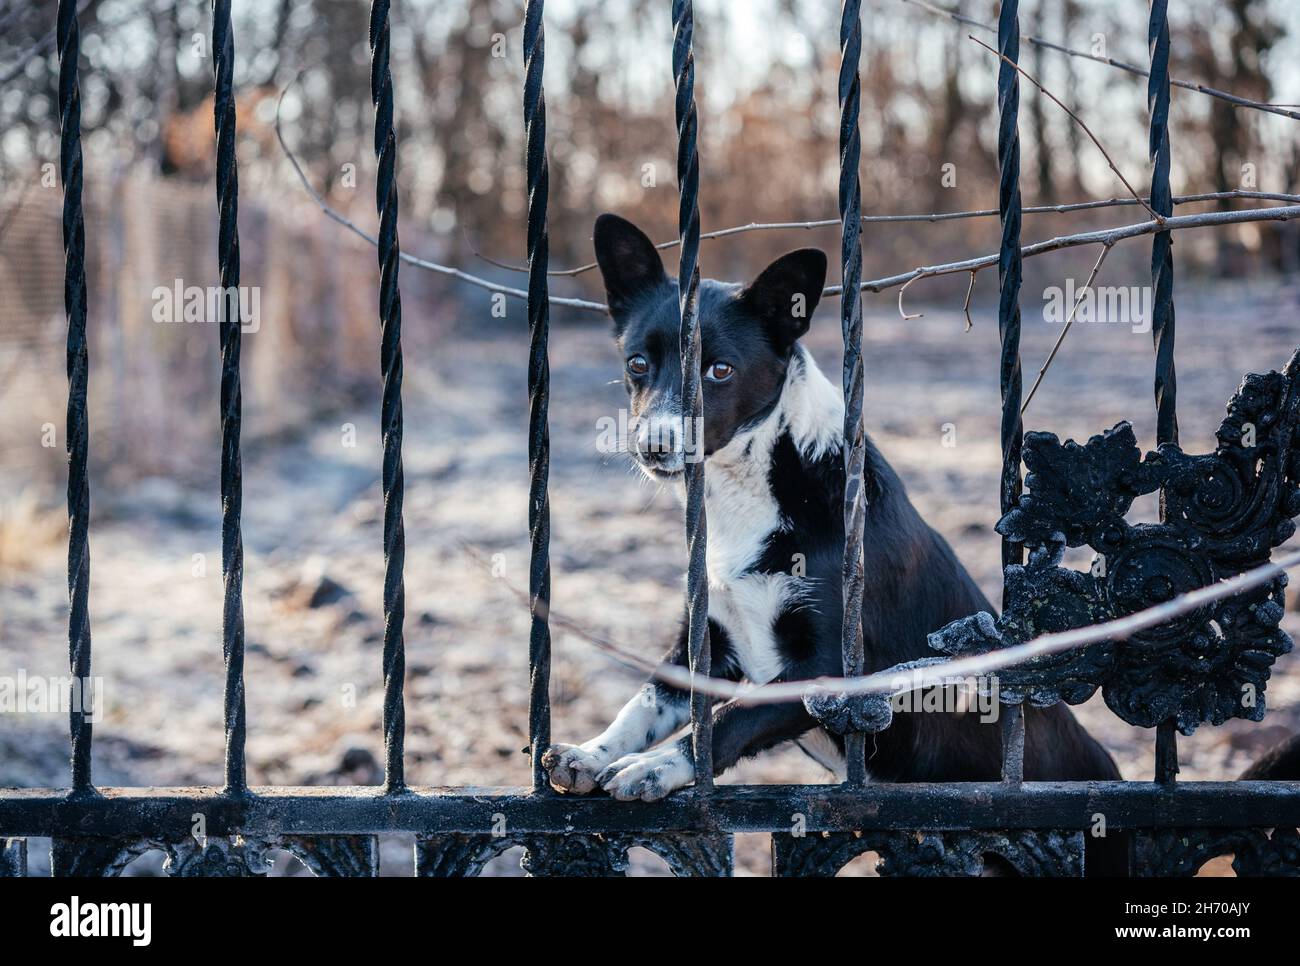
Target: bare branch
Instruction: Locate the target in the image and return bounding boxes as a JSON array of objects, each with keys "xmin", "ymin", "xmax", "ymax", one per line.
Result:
[
  {"xmin": 961, "ymin": 271, "xmax": 977, "ymax": 331},
  {"xmin": 969, "ymin": 35, "xmax": 1157, "ymax": 221},
  {"xmin": 842, "ymin": 204, "xmax": 1300, "ymax": 298},
  {"xmin": 273, "ymin": 77, "xmax": 606, "ymax": 313},
  {"xmin": 0, "ymin": 0, "xmax": 93, "ymax": 86},
  {"xmin": 481, "ymin": 191, "xmax": 1299, "ymax": 280},
  {"xmin": 899, "ymin": 0, "xmax": 1300, "ymax": 123},
  {"xmin": 898, "ymin": 274, "xmax": 925, "ymax": 320},
  {"xmin": 1021, "ymin": 242, "xmax": 1114, "ymax": 416},
  {"xmin": 276, "ymin": 77, "xmax": 1300, "ymax": 315},
  {"xmin": 468, "ymin": 540, "xmax": 1300, "ymax": 706}
]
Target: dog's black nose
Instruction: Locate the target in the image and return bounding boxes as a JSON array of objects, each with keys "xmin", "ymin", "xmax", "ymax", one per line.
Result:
[
  {"xmin": 634, "ymin": 417, "xmax": 681, "ymax": 458},
  {"xmin": 639, "ymin": 447, "xmax": 673, "ymax": 466}
]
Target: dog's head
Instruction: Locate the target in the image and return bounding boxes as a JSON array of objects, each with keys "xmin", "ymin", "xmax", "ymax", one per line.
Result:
[{"xmin": 593, "ymin": 213, "xmax": 826, "ymax": 480}]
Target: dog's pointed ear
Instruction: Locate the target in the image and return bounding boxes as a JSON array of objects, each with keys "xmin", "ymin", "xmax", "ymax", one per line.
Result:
[
  {"xmin": 738, "ymin": 249, "xmax": 827, "ymax": 349},
  {"xmin": 593, "ymin": 214, "xmax": 668, "ymax": 325}
]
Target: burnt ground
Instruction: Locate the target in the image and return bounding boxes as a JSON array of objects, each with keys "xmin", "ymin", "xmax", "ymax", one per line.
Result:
[{"xmin": 3, "ymin": 282, "xmax": 1300, "ymax": 875}]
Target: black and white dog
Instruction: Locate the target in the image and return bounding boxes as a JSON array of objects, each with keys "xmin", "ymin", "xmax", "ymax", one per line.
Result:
[{"xmin": 542, "ymin": 214, "xmax": 1121, "ymax": 804}]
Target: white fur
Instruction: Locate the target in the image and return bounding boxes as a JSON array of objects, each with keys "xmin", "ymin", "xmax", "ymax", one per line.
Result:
[
  {"xmin": 777, "ymin": 346, "xmax": 844, "ymax": 462},
  {"xmin": 597, "ymin": 745, "xmax": 695, "ymax": 801},
  {"xmin": 700, "ymin": 347, "xmax": 843, "ymax": 686},
  {"xmin": 544, "ymin": 684, "xmax": 691, "ymax": 793},
  {"xmin": 545, "ymin": 347, "xmax": 846, "ymax": 798},
  {"xmin": 584, "ymin": 683, "xmax": 688, "ymax": 759}
]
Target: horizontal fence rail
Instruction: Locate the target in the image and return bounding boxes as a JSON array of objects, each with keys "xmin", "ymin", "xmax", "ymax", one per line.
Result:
[
  {"xmin": 3, "ymin": 0, "xmax": 1299, "ymax": 879},
  {"xmin": 5, "ymin": 783, "xmax": 1300, "ymax": 836}
]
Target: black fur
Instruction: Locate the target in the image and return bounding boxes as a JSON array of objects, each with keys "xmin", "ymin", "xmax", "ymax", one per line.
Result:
[
  {"xmin": 1240, "ymin": 733, "xmax": 1300, "ymax": 780},
  {"xmin": 554, "ymin": 214, "xmax": 1128, "ymax": 874}
]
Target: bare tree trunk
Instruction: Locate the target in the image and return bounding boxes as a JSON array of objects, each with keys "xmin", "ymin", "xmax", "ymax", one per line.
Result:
[
  {"xmin": 1062, "ymin": 0, "xmax": 1085, "ymax": 197},
  {"xmin": 1029, "ymin": 0, "xmax": 1054, "ymax": 203}
]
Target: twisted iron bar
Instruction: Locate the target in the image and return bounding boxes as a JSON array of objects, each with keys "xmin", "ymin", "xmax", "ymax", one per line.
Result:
[
  {"xmin": 1148, "ymin": 0, "xmax": 1180, "ymax": 785},
  {"xmin": 995, "ymin": 0, "xmax": 1026, "ymax": 778},
  {"xmin": 838, "ymin": 0, "xmax": 868, "ymax": 787},
  {"xmin": 369, "ymin": 0, "xmax": 407, "ymax": 793},
  {"xmin": 899, "ymin": 0, "xmax": 1300, "ymax": 123},
  {"xmin": 996, "ymin": 1, "xmax": 1024, "ymax": 574},
  {"xmin": 212, "ymin": 0, "xmax": 246, "ymax": 794},
  {"xmin": 523, "ymin": 0, "xmax": 552, "ymax": 793},
  {"xmin": 1148, "ymin": 0, "xmax": 1178, "ymax": 448},
  {"xmin": 672, "ymin": 0, "xmax": 712, "ymax": 790},
  {"xmin": 57, "ymin": 0, "xmax": 92, "ymax": 795}
]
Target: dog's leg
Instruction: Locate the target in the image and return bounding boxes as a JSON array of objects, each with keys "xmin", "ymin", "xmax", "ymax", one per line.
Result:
[
  {"xmin": 597, "ymin": 698, "xmax": 817, "ymax": 801},
  {"xmin": 543, "ymin": 619, "xmax": 730, "ymax": 794},
  {"xmin": 543, "ymin": 681, "xmax": 690, "ymax": 794}
]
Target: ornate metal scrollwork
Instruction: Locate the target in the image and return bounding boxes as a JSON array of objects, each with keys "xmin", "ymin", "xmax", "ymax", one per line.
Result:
[
  {"xmin": 415, "ymin": 832, "xmax": 733, "ymax": 877},
  {"xmin": 771, "ymin": 829, "xmax": 1083, "ymax": 877},
  {"xmin": 50, "ymin": 835, "xmax": 378, "ymax": 877},
  {"xmin": 928, "ymin": 351, "xmax": 1300, "ymax": 734},
  {"xmin": 1136, "ymin": 826, "xmax": 1300, "ymax": 877}
]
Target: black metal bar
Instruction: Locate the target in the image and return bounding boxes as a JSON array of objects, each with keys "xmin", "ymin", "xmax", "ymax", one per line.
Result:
[
  {"xmin": 996, "ymin": 0, "xmax": 1024, "ymax": 572},
  {"xmin": 1148, "ymin": 0, "xmax": 1180, "ymax": 786},
  {"xmin": 1000, "ymin": 704, "xmax": 1024, "ymax": 783},
  {"xmin": 56, "ymin": 0, "xmax": 93, "ymax": 797},
  {"xmin": 1147, "ymin": 0, "xmax": 1178, "ymax": 449},
  {"xmin": 523, "ymin": 0, "xmax": 553, "ymax": 794},
  {"xmin": 4, "ymin": 783, "xmax": 1300, "ymax": 838},
  {"xmin": 1155, "ymin": 721, "xmax": 1179, "ymax": 785},
  {"xmin": 672, "ymin": 0, "xmax": 712, "ymax": 790},
  {"xmin": 0, "ymin": 838, "xmax": 25, "ymax": 877},
  {"xmin": 368, "ymin": 0, "xmax": 407, "ymax": 793},
  {"xmin": 212, "ymin": 0, "xmax": 247, "ymax": 795},
  {"xmin": 838, "ymin": 0, "xmax": 869, "ymax": 787},
  {"xmin": 995, "ymin": 0, "xmax": 1027, "ymax": 783}
]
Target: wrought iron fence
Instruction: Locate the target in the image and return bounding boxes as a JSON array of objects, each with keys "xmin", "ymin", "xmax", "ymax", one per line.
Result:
[{"xmin": 2, "ymin": 0, "xmax": 1299, "ymax": 878}]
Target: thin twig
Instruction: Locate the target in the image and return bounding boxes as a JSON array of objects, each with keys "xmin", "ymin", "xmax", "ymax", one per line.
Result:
[
  {"xmin": 272, "ymin": 75, "xmax": 606, "ymax": 313},
  {"xmin": 839, "ymin": 204, "xmax": 1300, "ymax": 298},
  {"xmin": 899, "ymin": 0, "xmax": 1300, "ymax": 123},
  {"xmin": 460, "ymin": 224, "xmax": 531, "ymax": 274},
  {"xmin": 477, "ymin": 191, "xmax": 1300, "ymax": 280},
  {"xmin": 466, "ymin": 541, "xmax": 1300, "ymax": 706},
  {"xmin": 961, "ymin": 271, "xmax": 977, "ymax": 331},
  {"xmin": 0, "ymin": 0, "xmax": 92, "ymax": 86},
  {"xmin": 898, "ymin": 275, "xmax": 924, "ymax": 320},
  {"xmin": 1020, "ymin": 242, "xmax": 1114, "ymax": 416},
  {"xmin": 274, "ymin": 78, "xmax": 1300, "ymax": 313},
  {"xmin": 969, "ymin": 35, "xmax": 1157, "ymax": 222}
]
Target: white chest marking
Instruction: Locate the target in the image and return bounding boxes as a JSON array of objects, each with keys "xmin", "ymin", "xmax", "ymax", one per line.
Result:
[
  {"xmin": 708, "ymin": 573, "xmax": 803, "ymax": 684},
  {"xmin": 692, "ymin": 348, "xmax": 844, "ymax": 686}
]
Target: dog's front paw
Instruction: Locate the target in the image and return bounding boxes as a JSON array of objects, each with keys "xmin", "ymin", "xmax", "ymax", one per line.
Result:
[
  {"xmin": 802, "ymin": 688, "xmax": 893, "ymax": 735},
  {"xmin": 596, "ymin": 748, "xmax": 694, "ymax": 802},
  {"xmin": 541, "ymin": 743, "xmax": 608, "ymax": 794}
]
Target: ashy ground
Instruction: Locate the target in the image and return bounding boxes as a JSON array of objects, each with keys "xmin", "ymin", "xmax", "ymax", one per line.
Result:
[{"xmin": 3, "ymin": 283, "xmax": 1299, "ymax": 875}]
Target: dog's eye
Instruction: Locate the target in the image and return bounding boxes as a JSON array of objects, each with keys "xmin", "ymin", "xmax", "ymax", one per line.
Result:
[
  {"xmin": 706, "ymin": 361, "xmax": 735, "ymax": 383},
  {"xmin": 626, "ymin": 355, "xmax": 649, "ymax": 376}
]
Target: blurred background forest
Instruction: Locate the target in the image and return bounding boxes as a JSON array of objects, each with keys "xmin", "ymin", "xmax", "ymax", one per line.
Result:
[
  {"xmin": 3, "ymin": 2, "xmax": 1300, "ymax": 875},
  {"xmin": 2, "ymin": 0, "xmax": 1298, "ymax": 481}
]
